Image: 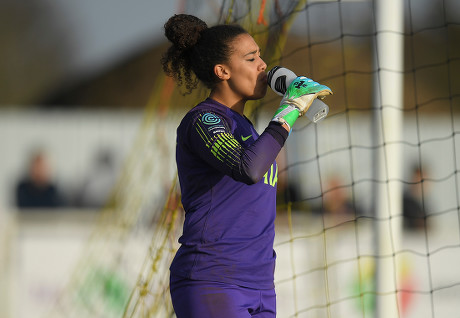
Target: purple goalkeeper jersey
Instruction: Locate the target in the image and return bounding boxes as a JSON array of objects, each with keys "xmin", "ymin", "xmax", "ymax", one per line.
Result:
[{"xmin": 171, "ymin": 98, "xmax": 288, "ymax": 289}]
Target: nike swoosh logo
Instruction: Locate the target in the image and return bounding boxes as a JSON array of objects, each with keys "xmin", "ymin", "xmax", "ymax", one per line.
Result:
[{"xmin": 241, "ymin": 135, "xmax": 252, "ymax": 141}]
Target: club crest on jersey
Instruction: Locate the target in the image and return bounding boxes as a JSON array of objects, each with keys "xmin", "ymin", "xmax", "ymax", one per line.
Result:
[{"xmin": 202, "ymin": 113, "xmax": 221, "ymax": 125}]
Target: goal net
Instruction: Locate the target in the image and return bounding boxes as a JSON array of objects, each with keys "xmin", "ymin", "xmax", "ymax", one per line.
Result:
[{"xmin": 48, "ymin": 1, "xmax": 460, "ymax": 317}]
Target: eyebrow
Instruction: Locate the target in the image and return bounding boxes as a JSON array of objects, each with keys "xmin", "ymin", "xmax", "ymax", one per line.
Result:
[{"xmin": 243, "ymin": 48, "xmax": 260, "ymax": 57}]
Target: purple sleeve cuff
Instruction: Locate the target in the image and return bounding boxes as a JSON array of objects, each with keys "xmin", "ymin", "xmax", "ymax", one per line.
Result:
[{"xmin": 264, "ymin": 122, "xmax": 289, "ymax": 147}]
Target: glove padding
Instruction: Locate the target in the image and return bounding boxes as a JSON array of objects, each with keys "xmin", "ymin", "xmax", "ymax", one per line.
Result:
[{"xmin": 271, "ymin": 76, "xmax": 332, "ymax": 129}]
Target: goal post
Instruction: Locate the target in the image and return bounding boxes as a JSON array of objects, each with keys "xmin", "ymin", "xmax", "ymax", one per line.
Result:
[{"xmin": 372, "ymin": 0, "xmax": 405, "ymax": 317}]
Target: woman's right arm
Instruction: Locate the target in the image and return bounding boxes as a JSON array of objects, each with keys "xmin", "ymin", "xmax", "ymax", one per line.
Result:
[{"xmin": 186, "ymin": 111, "xmax": 288, "ymax": 185}]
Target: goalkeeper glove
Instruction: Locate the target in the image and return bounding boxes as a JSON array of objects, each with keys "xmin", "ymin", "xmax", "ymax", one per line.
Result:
[{"xmin": 271, "ymin": 76, "xmax": 333, "ymax": 129}]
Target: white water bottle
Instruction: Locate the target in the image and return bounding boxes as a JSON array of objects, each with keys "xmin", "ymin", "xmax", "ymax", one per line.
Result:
[{"xmin": 267, "ymin": 66, "xmax": 330, "ymax": 123}]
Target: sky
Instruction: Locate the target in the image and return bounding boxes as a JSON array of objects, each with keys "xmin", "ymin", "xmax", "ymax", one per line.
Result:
[
  {"xmin": 56, "ymin": 0, "xmax": 179, "ymax": 76},
  {"xmin": 6, "ymin": 0, "xmax": 456, "ymax": 99},
  {"xmin": 53, "ymin": 0, "xmax": 458, "ymax": 78}
]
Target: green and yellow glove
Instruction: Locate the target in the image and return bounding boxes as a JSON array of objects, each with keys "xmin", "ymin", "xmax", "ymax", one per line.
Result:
[{"xmin": 271, "ymin": 76, "xmax": 333, "ymax": 129}]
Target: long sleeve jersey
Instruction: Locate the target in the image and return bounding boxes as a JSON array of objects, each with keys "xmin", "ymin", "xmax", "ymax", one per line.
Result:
[{"xmin": 170, "ymin": 98, "xmax": 288, "ymax": 289}]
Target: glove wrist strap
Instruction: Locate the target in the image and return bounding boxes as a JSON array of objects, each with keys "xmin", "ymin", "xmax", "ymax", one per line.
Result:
[{"xmin": 271, "ymin": 104, "xmax": 299, "ymax": 130}]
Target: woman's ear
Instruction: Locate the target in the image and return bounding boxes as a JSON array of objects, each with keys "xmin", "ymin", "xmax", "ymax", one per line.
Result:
[{"xmin": 214, "ymin": 64, "xmax": 230, "ymax": 80}]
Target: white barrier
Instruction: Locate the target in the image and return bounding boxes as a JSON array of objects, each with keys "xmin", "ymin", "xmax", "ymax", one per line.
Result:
[{"xmin": 3, "ymin": 209, "xmax": 460, "ymax": 318}]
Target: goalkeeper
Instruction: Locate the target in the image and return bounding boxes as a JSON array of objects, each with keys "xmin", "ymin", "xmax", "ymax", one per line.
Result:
[{"xmin": 161, "ymin": 14, "xmax": 332, "ymax": 318}]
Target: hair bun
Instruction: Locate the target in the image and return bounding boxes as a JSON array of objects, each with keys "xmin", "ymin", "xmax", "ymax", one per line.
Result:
[{"xmin": 164, "ymin": 14, "xmax": 208, "ymax": 50}]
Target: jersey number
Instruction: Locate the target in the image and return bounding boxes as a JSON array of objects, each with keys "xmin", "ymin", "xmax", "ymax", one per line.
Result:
[{"xmin": 263, "ymin": 163, "xmax": 278, "ymax": 187}]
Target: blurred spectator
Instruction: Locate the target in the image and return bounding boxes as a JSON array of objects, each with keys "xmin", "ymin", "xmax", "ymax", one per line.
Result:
[
  {"xmin": 403, "ymin": 165, "xmax": 429, "ymax": 231},
  {"xmin": 73, "ymin": 148, "xmax": 118, "ymax": 208},
  {"xmin": 321, "ymin": 177, "xmax": 360, "ymax": 216},
  {"xmin": 310, "ymin": 176, "xmax": 362, "ymax": 228},
  {"xmin": 275, "ymin": 148, "xmax": 303, "ymax": 211},
  {"xmin": 15, "ymin": 149, "xmax": 63, "ymax": 209}
]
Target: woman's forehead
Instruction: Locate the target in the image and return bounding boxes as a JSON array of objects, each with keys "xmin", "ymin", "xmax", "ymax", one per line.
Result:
[{"xmin": 231, "ymin": 33, "xmax": 259, "ymax": 56}]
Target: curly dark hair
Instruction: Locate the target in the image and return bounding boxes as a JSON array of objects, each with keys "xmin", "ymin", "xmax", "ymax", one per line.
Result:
[{"xmin": 161, "ymin": 14, "xmax": 248, "ymax": 93}]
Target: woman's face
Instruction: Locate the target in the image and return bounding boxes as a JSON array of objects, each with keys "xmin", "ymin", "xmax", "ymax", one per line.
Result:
[{"xmin": 225, "ymin": 33, "xmax": 268, "ymax": 100}]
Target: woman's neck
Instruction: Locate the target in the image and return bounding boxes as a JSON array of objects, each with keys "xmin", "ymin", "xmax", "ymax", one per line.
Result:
[{"xmin": 209, "ymin": 88, "xmax": 246, "ymax": 115}]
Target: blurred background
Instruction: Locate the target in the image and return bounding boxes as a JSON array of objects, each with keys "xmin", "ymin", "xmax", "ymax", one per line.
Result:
[{"xmin": 1, "ymin": 0, "xmax": 459, "ymax": 317}]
